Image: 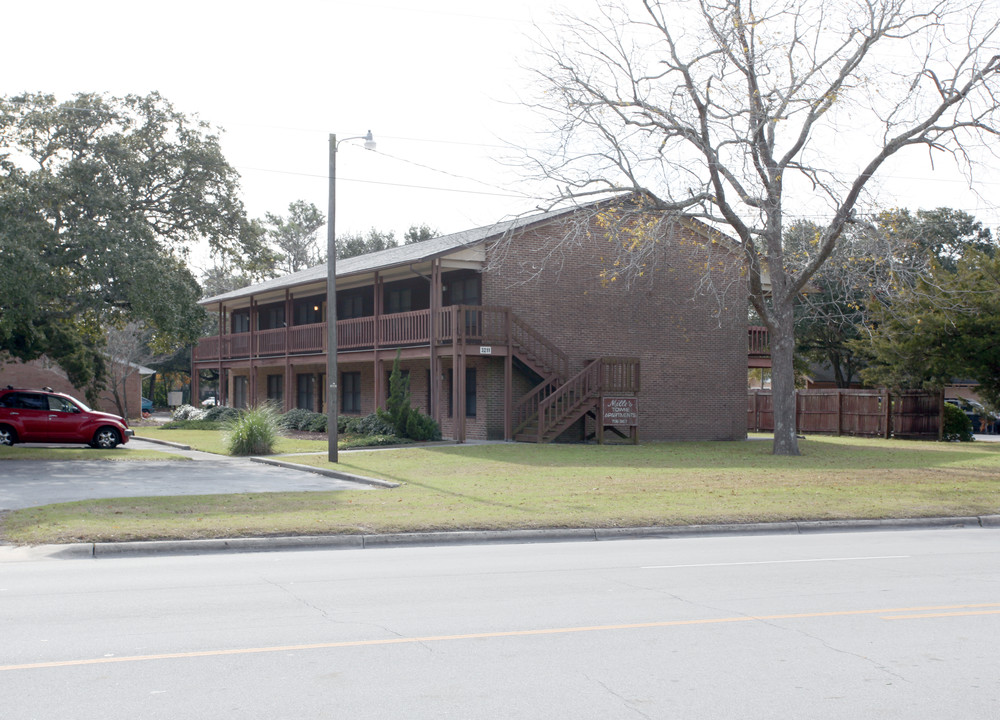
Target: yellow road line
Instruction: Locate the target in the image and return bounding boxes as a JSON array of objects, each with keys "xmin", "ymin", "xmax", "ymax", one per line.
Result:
[
  {"xmin": 3, "ymin": 602, "xmax": 998, "ymax": 672},
  {"xmin": 884, "ymin": 609, "xmax": 1000, "ymax": 620}
]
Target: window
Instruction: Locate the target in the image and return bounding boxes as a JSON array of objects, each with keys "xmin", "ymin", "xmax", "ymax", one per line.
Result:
[
  {"xmin": 232, "ymin": 311, "xmax": 250, "ymax": 333},
  {"xmin": 342, "ymin": 372, "xmax": 361, "ymax": 413},
  {"xmin": 386, "ymin": 288, "xmax": 412, "ymax": 314},
  {"xmin": 339, "ymin": 292, "xmax": 366, "ymax": 319},
  {"xmin": 465, "ymin": 368, "xmax": 477, "ymax": 418},
  {"xmin": 293, "ymin": 297, "xmax": 324, "ymax": 326},
  {"xmin": 233, "ymin": 376, "xmax": 249, "ymax": 409},
  {"xmin": 258, "ymin": 305, "xmax": 285, "ymax": 330},
  {"xmin": 448, "ymin": 368, "xmax": 477, "ymax": 418},
  {"xmin": 447, "ymin": 275, "xmax": 481, "ymax": 306},
  {"xmin": 266, "ymin": 374, "xmax": 283, "ymax": 404},
  {"xmin": 296, "ymin": 374, "xmax": 315, "ymax": 411}
]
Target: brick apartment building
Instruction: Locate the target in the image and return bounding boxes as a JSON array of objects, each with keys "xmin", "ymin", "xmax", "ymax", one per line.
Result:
[{"xmin": 192, "ymin": 197, "xmax": 750, "ymax": 442}]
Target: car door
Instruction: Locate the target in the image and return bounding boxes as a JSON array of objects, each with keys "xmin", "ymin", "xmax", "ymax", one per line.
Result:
[
  {"xmin": 12, "ymin": 393, "xmax": 52, "ymax": 441},
  {"xmin": 45, "ymin": 395, "xmax": 88, "ymax": 442}
]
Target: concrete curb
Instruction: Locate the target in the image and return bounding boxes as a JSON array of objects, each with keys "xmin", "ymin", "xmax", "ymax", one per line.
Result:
[
  {"xmin": 249, "ymin": 457, "xmax": 399, "ymax": 488},
  {"xmin": 2, "ymin": 515, "xmax": 997, "ymax": 561},
  {"xmin": 132, "ymin": 436, "xmax": 192, "ymax": 450}
]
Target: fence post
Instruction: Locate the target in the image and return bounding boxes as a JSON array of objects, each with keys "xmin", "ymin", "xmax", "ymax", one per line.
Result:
[
  {"xmin": 884, "ymin": 389, "xmax": 892, "ymax": 440},
  {"xmin": 837, "ymin": 390, "xmax": 843, "ymax": 436}
]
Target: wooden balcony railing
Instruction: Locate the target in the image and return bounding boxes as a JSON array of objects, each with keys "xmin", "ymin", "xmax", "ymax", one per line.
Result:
[
  {"xmin": 194, "ymin": 306, "xmax": 531, "ymax": 362},
  {"xmin": 748, "ymin": 325, "xmax": 770, "ymax": 356}
]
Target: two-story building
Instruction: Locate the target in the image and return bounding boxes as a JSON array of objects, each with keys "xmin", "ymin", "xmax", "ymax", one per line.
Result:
[{"xmin": 192, "ymin": 197, "xmax": 750, "ymax": 442}]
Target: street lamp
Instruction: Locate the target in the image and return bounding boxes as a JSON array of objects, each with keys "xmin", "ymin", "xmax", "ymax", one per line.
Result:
[{"xmin": 327, "ymin": 130, "xmax": 376, "ymax": 463}]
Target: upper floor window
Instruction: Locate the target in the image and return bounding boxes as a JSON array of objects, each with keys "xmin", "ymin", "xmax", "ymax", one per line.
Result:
[
  {"xmin": 445, "ymin": 275, "xmax": 481, "ymax": 306},
  {"xmin": 232, "ymin": 311, "xmax": 250, "ymax": 334},
  {"xmin": 387, "ymin": 288, "xmax": 412, "ymax": 314}
]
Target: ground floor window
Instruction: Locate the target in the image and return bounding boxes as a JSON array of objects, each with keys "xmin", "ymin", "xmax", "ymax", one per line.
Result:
[
  {"xmin": 296, "ymin": 373, "xmax": 315, "ymax": 411},
  {"xmin": 266, "ymin": 374, "xmax": 283, "ymax": 405},
  {"xmin": 233, "ymin": 375, "xmax": 249, "ymax": 409},
  {"xmin": 448, "ymin": 368, "xmax": 477, "ymax": 418},
  {"xmin": 342, "ymin": 371, "xmax": 361, "ymax": 413}
]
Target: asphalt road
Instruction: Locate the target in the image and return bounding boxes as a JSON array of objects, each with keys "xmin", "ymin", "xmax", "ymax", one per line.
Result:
[
  {"xmin": 0, "ymin": 439, "xmax": 368, "ymax": 510},
  {"xmin": 2, "ymin": 528, "xmax": 998, "ymax": 719}
]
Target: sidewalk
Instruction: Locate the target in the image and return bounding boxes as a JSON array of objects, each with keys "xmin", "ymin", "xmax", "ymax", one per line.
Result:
[{"xmin": 3, "ymin": 515, "xmax": 998, "ymax": 562}]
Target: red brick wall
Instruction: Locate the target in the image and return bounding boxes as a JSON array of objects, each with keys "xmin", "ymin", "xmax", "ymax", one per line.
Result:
[
  {"xmin": 483, "ymin": 215, "xmax": 747, "ymax": 441},
  {"xmin": 0, "ymin": 357, "xmax": 142, "ymax": 418}
]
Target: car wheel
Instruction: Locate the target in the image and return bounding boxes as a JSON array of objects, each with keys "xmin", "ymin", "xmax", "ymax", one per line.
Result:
[
  {"xmin": 91, "ymin": 427, "xmax": 121, "ymax": 449},
  {"xmin": 0, "ymin": 424, "xmax": 16, "ymax": 446}
]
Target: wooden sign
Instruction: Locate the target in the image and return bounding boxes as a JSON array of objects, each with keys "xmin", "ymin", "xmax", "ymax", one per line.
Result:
[{"xmin": 602, "ymin": 397, "xmax": 638, "ymax": 426}]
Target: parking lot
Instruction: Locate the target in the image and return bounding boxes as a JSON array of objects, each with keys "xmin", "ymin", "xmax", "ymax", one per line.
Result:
[{"xmin": 0, "ymin": 439, "xmax": 369, "ymax": 511}]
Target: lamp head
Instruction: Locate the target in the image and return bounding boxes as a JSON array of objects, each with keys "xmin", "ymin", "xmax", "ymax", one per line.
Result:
[{"xmin": 364, "ymin": 130, "xmax": 376, "ymax": 151}]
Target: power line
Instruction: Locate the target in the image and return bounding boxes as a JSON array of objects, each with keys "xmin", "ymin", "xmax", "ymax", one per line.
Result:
[{"xmin": 233, "ymin": 164, "xmax": 535, "ymax": 199}]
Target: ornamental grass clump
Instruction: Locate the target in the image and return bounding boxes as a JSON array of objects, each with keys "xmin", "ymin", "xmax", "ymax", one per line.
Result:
[{"xmin": 225, "ymin": 403, "xmax": 284, "ymax": 456}]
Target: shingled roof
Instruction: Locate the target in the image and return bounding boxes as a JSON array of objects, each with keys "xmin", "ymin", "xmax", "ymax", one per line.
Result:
[{"xmin": 200, "ymin": 200, "xmax": 600, "ymax": 305}]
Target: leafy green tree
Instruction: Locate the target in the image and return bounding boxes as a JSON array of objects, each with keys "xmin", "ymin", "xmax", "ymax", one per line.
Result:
[
  {"xmin": 404, "ymin": 224, "xmax": 438, "ymax": 244},
  {"xmin": 792, "ymin": 208, "xmax": 988, "ymax": 388},
  {"xmin": 859, "ymin": 249, "xmax": 1000, "ymax": 406},
  {"xmin": 0, "ymin": 92, "xmax": 265, "ymax": 394},
  {"xmin": 263, "ymin": 200, "xmax": 325, "ymax": 274},
  {"xmin": 337, "ymin": 228, "xmax": 398, "ymax": 259}
]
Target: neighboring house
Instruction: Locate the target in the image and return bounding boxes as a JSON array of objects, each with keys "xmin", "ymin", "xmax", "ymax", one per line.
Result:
[
  {"xmin": 802, "ymin": 362, "xmax": 864, "ymax": 390},
  {"xmin": 192, "ymin": 198, "xmax": 751, "ymax": 442},
  {"xmin": 0, "ymin": 356, "xmax": 152, "ymax": 418}
]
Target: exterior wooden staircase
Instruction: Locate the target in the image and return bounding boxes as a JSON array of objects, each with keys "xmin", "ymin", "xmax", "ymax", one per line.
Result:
[{"xmin": 512, "ymin": 354, "xmax": 640, "ymax": 444}]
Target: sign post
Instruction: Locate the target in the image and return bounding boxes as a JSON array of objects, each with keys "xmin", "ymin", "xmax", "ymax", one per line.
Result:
[{"xmin": 600, "ymin": 397, "xmax": 639, "ymax": 444}]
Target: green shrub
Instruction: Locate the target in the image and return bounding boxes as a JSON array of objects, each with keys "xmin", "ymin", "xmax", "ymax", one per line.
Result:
[
  {"xmin": 371, "ymin": 350, "xmax": 441, "ymax": 442},
  {"xmin": 406, "ymin": 411, "xmax": 442, "ymax": 441},
  {"xmin": 203, "ymin": 405, "xmax": 241, "ymax": 422},
  {"xmin": 279, "ymin": 408, "xmax": 316, "ymax": 431},
  {"xmin": 226, "ymin": 404, "xmax": 284, "ymax": 456},
  {"xmin": 345, "ymin": 413, "xmax": 396, "ymax": 436},
  {"xmin": 159, "ymin": 419, "xmax": 227, "ymax": 430},
  {"xmin": 377, "ymin": 351, "xmax": 412, "ymax": 437},
  {"xmin": 943, "ymin": 403, "xmax": 974, "ymax": 442},
  {"xmin": 304, "ymin": 414, "xmax": 328, "ymax": 432}
]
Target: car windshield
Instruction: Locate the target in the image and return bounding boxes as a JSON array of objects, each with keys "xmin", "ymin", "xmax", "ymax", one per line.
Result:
[{"xmin": 69, "ymin": 397, "xmax": 92, "ymax": 412}]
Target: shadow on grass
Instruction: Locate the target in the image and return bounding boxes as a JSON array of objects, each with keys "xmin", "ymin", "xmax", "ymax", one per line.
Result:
[{"xmin": 416, "ymin": 437, "xmax": 1000, "ymax": 472}]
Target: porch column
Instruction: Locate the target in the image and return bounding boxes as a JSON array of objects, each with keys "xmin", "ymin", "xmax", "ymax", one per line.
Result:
[
  {"xmin": 373, "ymin": 271, "xmax": 382, "ymax": 411},
  {"xmin": 504, "ymin": 309, "xmax": 512, "ymax": 441},
  {"xmin": 217, "ymin": 302, "xmax": 224, "ymax": 405},
  {"xmin": 284, "ymin": 290, "xmax": 292, "ymax": 412},
  {"xmin": 430, "ymin": 259, "xmax": 441, "ymax": 422},
  {"xmin": 451, "ymin": 306, "xmax": 460, "ymax": 441},
  {"xmin": 248, "ymin": 294, "xmax": 257, "ymax": 407},
  {"xmin": 190, "ymin": 360, "xmax": 199, "ymax": 411}
]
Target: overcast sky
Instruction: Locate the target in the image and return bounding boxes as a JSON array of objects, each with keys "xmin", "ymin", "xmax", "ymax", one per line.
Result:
[{"xmin": 7, "ymin": 0, "xmax": 999, "ymax": 275}]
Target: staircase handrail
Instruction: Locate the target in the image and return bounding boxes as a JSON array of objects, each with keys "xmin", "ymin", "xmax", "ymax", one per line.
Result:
[
  {"xmin": 536, "ymin": 359, "xmax": 603, "ymax": 442},
  {"xmin": 510, "ymin": 315, "xmax": 569, "ymax": 381},
  {"xmin": 512, "ymin": 382, "xmax": 559, "ymax": 436}
]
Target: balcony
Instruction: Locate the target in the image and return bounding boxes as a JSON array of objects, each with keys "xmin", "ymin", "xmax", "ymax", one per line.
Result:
[
  {"xmin": 194, "ymin": 306, "xmax": 517, "ymax": 363},
  {"xmin": 748, "ymin": 325, "xmax": 770, "ymax": 368}
]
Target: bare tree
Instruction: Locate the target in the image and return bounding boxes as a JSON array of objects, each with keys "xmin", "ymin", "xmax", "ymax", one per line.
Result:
[
  {"xmin": 520, "ymin": 0, "xmax": 1000, "ymax": 454},
  {"xmin": 105, "ymin": 322, "xmax": 151, "ymax": 419}
]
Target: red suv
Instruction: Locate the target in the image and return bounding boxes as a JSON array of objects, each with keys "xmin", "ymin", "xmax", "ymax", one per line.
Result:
[{"xmin": 0, "ymin": 387, "xmax": 134, "ymax": 449}]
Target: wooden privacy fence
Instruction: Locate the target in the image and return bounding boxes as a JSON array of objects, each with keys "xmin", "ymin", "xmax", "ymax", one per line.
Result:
[{"xmin": 748, "ymin": 389, "xmax": 943, "ymax": 439}]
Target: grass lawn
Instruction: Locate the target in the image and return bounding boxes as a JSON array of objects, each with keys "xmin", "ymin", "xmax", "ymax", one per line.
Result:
[
  {"xmin": 0, "ymin": 446, "xmax": 188, "ymax": 461},
  {"xmin": 2, "ymin": 435, "xmax": 998, "ymax": 545},
  {"xmin": 134, "ymin": 427, "xmax": 407, "ymax": 455}
]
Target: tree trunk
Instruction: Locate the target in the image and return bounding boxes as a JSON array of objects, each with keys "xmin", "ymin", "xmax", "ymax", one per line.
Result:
[{"xmin": 770, "ymin": 305, "xmax": 800, "ymax": 456}]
